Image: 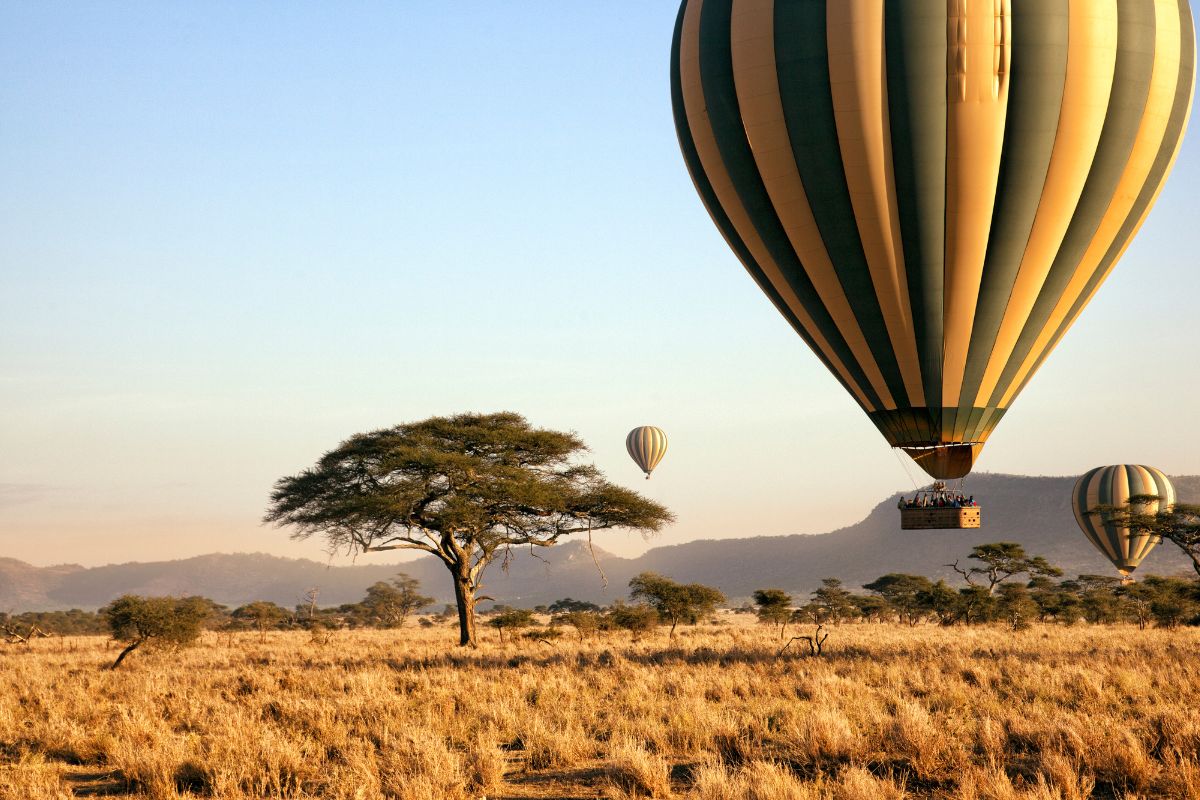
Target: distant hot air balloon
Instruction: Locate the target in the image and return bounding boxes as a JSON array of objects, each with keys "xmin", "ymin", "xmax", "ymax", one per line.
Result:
[
  {"xmin": 671, "ymin": 0, "xmax": 1195, "ymax": 479},
  {"xmin": 626, "ymin": 426, "xmax": 668, "ymax": 479},
  {"xmin": 1071, "ymin": 465, "xmax": 1175, "ymax": 578}
]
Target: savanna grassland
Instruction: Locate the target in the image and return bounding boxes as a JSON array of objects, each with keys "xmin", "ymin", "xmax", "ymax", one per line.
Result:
[{"xmin": 3, "ymin": 620, "xmax": 1199, "ymax": 800}]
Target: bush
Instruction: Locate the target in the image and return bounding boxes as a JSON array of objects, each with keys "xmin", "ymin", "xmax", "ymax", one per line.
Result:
[
  {"xmin": 102, "ymin": 595, "xmax": 210, "ymax": 669},
  {"xmin": 607, "ymin": 603, "xmax": 659, "ymax": 639},
  {"xmin": 488, "ymin": 609, "xmax": 535, "ymax": 644}
]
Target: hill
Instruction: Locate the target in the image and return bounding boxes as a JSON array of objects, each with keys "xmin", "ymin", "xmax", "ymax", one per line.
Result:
[{"xmin": 2, "ymin": 473, "xmax": 1196, "ymax": 611}]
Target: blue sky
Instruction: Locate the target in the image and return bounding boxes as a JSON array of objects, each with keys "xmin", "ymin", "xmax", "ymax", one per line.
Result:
[{"xmin": 3, "ymin": 3, "xmax": 1199, "ymax": 567}]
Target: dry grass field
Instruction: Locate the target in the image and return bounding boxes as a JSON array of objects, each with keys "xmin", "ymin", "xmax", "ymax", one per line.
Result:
[{"xmin": 3, "ymin": 619, "xmax": 1200, "ymax": 800}]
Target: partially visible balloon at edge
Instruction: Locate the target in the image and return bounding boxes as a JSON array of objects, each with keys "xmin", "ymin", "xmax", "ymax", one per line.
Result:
[
  {"xmin": 626, "ymin": 426, "xmax": 668, "ymax": 479},
  {"xmin": 670, "ymin": 0, "xmax": 1195, "ymax": 479}
]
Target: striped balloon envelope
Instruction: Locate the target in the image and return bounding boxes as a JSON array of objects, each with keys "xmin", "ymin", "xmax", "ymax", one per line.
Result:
[
  {"xmin": 1071, "ymin": 465, "xmax": 1175, "ymax": 576},
  {"xmin": 670, "ymin": 0, "xmax": 1195, "ymax": 479},
  {"xmin": 626, "ymin": 426, "xmax": 668, "ymax": 478}
]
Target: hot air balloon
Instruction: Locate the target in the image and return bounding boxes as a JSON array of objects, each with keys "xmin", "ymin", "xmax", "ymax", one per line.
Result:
[
  {"xmin": 670, "ymin": 0, "xmax": 1195, "ymax": 481},
  {"xmin": 626, "ymin": 426, "xmax": 668, "ymax": 478},
  {"xmin": 1072, "ymin": 465, "xmax": 1174, "ymax": 579}
]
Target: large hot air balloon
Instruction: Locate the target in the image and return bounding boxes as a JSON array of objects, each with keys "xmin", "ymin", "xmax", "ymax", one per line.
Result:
[
  {"xmin": 671, "ymin": 0, "xmax": 1195, "ymax": 479},
  {"xmin": 626, "ymin": 426, "xmax": 668, "ymax": 478},
  {"xmin": 1072, "ymin": 465, "xmax": 1175, "ymax": 578}
]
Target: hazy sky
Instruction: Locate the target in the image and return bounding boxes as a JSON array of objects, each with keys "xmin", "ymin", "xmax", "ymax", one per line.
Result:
[{"xmin": 3, "ymin": 3, "xmax": 1199, "ymax": 568}]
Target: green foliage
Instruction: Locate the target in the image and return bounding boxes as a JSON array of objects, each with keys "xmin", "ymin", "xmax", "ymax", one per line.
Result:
[
  {"xmin": 0, "ymin": 609, "xmax": 106, "ymax": 636},
  {"xmin": 752, "ymin": 588, "xmax": 792, "ymax": 636},
  {"xmin": 548, "ymin": 598, "xmax": 601, "ymax": 614},
  {"xmin": 102, "ymin": 595, "xmax": 210, "ymax": 668},
  {"xmin": 956, "ymin": 585, "xmax": 997, "ymax": 625},
  {"xmin": 850, "ymin": 594, "xmax": 889, "ymax": 622},
  {"xmin": 231, "ymin": 601, "xmax": 291, "ymax": 639},
  {"xmin": 629, "ymin": 572, "xmax": 725, "ymax": 637},
  {"xmin": 1122, "ymin": 577, "xmax": 1200, "ymax": 629},
  {"xmin": 265, "ymin": 412, "xmax": 674, "ymax": 647},
  {"xmin": 356, "ymin": 574, "xmax": 435, "ymax": 628},
  {"xmin": 811, "ymin": 579, "xmax": 857, "ymax": 623},
  {"xmin": 790, "ymin": 603, "xmax": 829, "ymax": 625},
  {"xmin": 487, "ymin": 608, "xmax": 535, "ymax": 644},
  {"xmin": 1027, "ymin": 576, "xmax": 1079, "ymax": 623},
  {"xmin": 607, "ymin": 602, "xmax": 660, "ymax": 638},
  {"xmin": 950, "ymin": 542, "xmax": 1062, "ymax": 593},
  {"xmin": 996, "ymin": 584, "xmax": 1039, "ymax": 630},
  {"xmin": 552, "ymin": 610, "xmax": 603, "ymax": 641},
  {"xmin": 863, "ymin": 574, "xmax": 934, "ymax": 625},
  {"xmin": 916, "ymin": 580, "xmax": 960, "ymax": 625}
]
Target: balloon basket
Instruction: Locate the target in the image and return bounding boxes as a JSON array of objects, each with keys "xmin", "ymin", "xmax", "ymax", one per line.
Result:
[
  {"xmin": 899, "ymin": 484, "xmax": 981, "ymax": 530},
  {"xmin": 900, "ymin": 506, "xmax": 981, "ymax": 530}
]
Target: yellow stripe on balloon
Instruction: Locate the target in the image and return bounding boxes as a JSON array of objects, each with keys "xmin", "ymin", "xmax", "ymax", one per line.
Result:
[
  {"xmin": 730, "ymin": 0, "xmax": 898, "ymax": 410},
  {"xmin": 942, "ymin": 0, "xmax": 1011, "ymax": 407},
  {"xmin": 972, "ymin": 0, "xmax": 1118, "ymax": 408},
  {"xmin": 1001, "ymin": 0, "xmax": 1183, "ymax": 408},
  {"xmin": 679, "ymin": 0, "xmax": 878, "ymax": 412}
]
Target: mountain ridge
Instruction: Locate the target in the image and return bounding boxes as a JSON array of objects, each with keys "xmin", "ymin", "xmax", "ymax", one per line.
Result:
[{"xmin": 2, "ymin": 473, "xmax": 1196, "ymax": 611}]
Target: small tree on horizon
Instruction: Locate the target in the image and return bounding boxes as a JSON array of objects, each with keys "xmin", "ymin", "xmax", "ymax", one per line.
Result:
[
  {"xmin": 917, "ymin": 580, "xmax": 961, "ymax": 625},
  {"xmin": 863, "ymin": 574, "xmax": 934, "ymax": 626},
  {"xmin": 1066, "ymin": 575, "xmax": 1126, "ymax": 624},
  {"xmin": 947, "ymin": 542, "xmax": 1062, "ymax": 595},
  {"xmin": 358, "ymin": 574, "xmax": 435, "ymax": 628},
  {"xmin": 752, "ymin": 589, "xmax": 793, "ymax": 639},
  {"xmin": 232, "ymin": 601, "xmax": 290, "ymax": 642},
  {"xmin": 264, "ymin": 412, "xmax": 673, "ymax": 648},
  {"xmin": 553, "ymin": 609, "xmax": 603, "ymax": 641},
  {"xmin": 607, "ymin": 602, "xmax": 660, "ymax": 640},
  {"xmin": 811, "ymin": 578, "xmax": 857, "ymax": 624},
  {"xmin": 103, "ymin": 595, "xmax": 209, "ymax": 670},
  {"xmin": 548, "ymin": 598, "xmax": 601, "ymax": 614},
  {"xmin": 488, "ymin": 608, "xmax": 535, "ymax": 645},
  {"xmin": 996, "ymin": 584, "xmax": 1038, "ymax": 630},
  {"xmin": 629, "ymin": 572, "xmax": 725, "ymax": 639}
]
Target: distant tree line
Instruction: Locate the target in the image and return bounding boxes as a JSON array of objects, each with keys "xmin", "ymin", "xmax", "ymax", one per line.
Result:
[
  {"xmin": 8, "ymin": 542, "xmax": 1200, "ymax": 667},
  {"xmin": 746, "ymin": 542, "xmax": 1200, "ymax": 632},
  {"xmin": 0, "ymin": 572, "xmax": 435, "ymax": 644},
  {"xmin": 1, "ymin": 608, "xmax": 109, "ymax": 638}
]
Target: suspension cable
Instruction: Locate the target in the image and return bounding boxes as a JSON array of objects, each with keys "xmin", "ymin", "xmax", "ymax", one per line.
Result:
[{"xmin": 892, "ymin": 448, "xmax": 920, "ymax": 491}]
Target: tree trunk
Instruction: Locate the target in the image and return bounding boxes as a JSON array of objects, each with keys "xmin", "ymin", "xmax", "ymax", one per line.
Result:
[
  {"xmin": 1186, "ymin": 548, "xmax": 1200, "ymax": 579},
  {"xmin": 452, "ymin": 571, "xmax": 477, "ymax": 648},
  {"xmin": 109, "ymin": 639, "xmax": 142, "ymax": 670}
]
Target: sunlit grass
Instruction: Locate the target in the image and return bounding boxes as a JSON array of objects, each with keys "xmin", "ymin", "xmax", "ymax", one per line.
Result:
[{"xmin": 3, "ymin": 620, "xmax": 1199, "ymax": 798}]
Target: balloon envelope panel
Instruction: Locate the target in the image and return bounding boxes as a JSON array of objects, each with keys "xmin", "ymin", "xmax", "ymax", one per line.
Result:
[{"xmin": 670, "ymin": 0, "xmax": 1195, "ymax": 478}]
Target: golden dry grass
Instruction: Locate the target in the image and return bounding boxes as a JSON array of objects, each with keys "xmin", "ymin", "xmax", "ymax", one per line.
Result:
[{"xmin": 3, "ymin": 619, "xmax": 1200, "ymax": 799}]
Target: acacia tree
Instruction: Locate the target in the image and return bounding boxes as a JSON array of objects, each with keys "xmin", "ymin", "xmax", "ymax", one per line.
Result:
[
  {"xmin": 553, "ymin": 609, "xmax": 603, "ymax": 641},
  {"xmin": 232, "ymin": 601, "xmax": 290, "ymax": 642},
  {"xmin": 811, "ymin": 578, "xmax": 857, "ymax": 623},
  {"xmin": 488, "ymin": 608, "xmax": 535, "ymax": 645},
  {"xmin": 265, "ymin": 412, "xmax": 673, "ymax": 648},
  {"xmin": 752, "ymin": 589, "xmax": 792, "ymax": 639},
  {"xmin": 359, "ymin": 574, "xmax": 435, "ymax": 628},
  {"xmin": 103, "ymin": 595, "xmax": 209, "ymax": 670},
  {"xmin": 947, "ymin": 542, "xmax": 1062, "ymax": 595},
  {"xmin": 629, "ymin": 572, "xmax": 725, "ymax": 638},
  {"xmin": 863, "ymin": 574, "xmax": 933, "ymax": 626},
  {"xmin": 1092, "ymin": 495, "xmax": 1200, "ymax": 578},
  {"xmin": 607, "ymin": 602, "xmax": 660, "ymax": 640}
]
